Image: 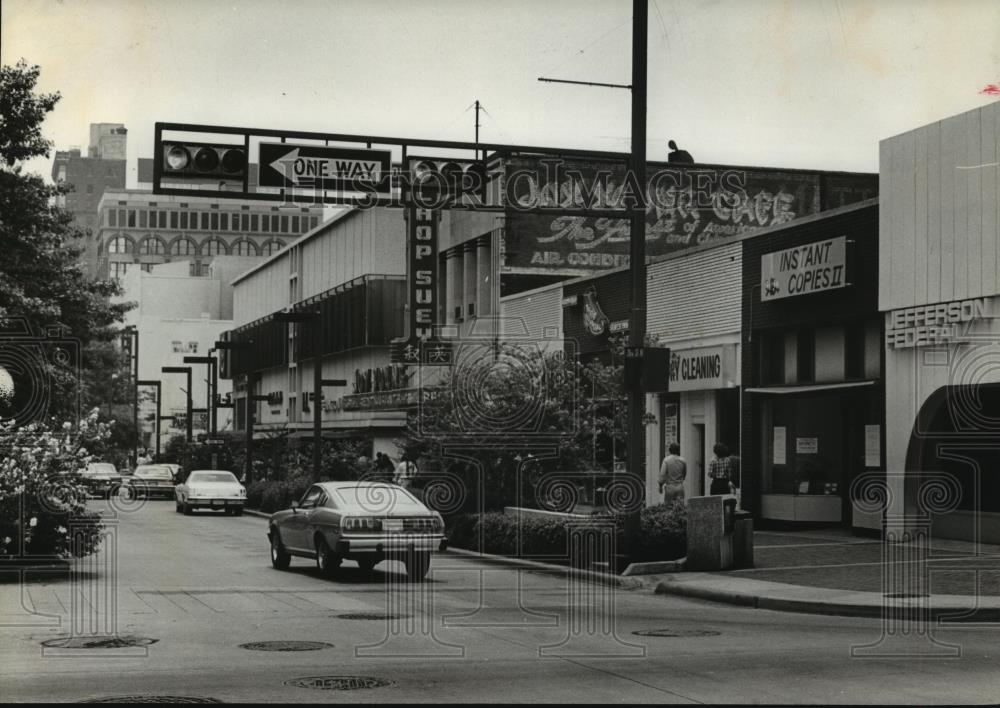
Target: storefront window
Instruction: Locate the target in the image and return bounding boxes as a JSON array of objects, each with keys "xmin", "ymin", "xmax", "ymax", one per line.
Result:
[{"xmin": 762, "ymin": 396, "xmax": 844, "ymax": 495}]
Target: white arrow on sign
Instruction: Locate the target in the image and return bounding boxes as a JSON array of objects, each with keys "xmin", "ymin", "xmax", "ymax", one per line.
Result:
[{"xmin": 268, "ymin": 148, "xmax": 384, "ymax": 186}]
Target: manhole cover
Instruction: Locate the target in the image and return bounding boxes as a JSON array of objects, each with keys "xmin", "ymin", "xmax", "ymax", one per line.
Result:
[
  {"xmin": 336, "ymin": 612, "xmax": 411, "ymax": 620},
  {"xmin": 285, "ymin": 676, "xmax": 393, "ymax": 691},
  {"xmin": 632, "ymin": 628, "xmax": 721, "ymax": 637},
  {"xmin": 239, "ymin": 640, "xmax": 334, "ymax": 652},
  {"xmin": 79, "ymin": 697, "xmax": 221, "ymax": 704},
  {"xmin": 884, "ymin": 592, "xmax": 930, "ymax": 598},
  {"xmin": 42, "ymin": 635, "xmax": 159, "ymax": 649}
]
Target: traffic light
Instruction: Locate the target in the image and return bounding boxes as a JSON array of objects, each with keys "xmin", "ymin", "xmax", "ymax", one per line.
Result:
[
  {"xmin": 161, "ymin": 141, "xmax": 246, "ymax": 181},
  {"xmin": 408, "ymin": 157, "xmax": 486, "ymax": 202}
]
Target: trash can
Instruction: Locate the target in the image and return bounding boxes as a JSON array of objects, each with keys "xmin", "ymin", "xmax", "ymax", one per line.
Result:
[{"xmin": 733, "ymin": 510, "xmax": 754, "ymax": 569}]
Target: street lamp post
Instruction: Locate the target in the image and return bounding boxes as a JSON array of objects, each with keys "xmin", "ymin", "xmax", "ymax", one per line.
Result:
[
  {"xmin": 214, "ymin": 339, "xmax": 255, "ymax": 482},
  {"xmin": 183, "ymin": 355, "xmax": 218, "ymax": 437},
  {"xmin": 274, "ymin": 309, "xmax": 324, "ymax": 479},
  {"xmin": 161, "ymin": 366, "xmax": 193, "ymax": 442},
  {"xmin": 136, "ymin": 380, "xmax": 162, "ymax": 460}
]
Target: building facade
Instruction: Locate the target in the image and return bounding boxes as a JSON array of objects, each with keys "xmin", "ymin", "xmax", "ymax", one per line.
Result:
[
  {"xmin": 51, "ymin": 124, "xmax": 128, "ymax": 240},
  {"xmin": 741, "ymin": 201, "xmax": 882, "ymax": 528},
  {"xmin": 94, "ymin": 189, "xmax": 322, "ymax": 280},
  {"xmin": 879, "ymin": 102, "xmax": 1000, "ymax": 543}
]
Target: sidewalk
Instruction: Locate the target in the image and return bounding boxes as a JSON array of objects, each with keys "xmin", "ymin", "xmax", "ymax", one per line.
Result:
[{"xmin": 654, "ymin": 528, "xmax": 1000, "ymax": 620}]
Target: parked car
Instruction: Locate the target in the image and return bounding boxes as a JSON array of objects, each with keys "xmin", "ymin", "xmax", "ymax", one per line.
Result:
[
  {"xmin": 175, "ymin": 469, "xmax": 246, "ymax": 515},
  {"xmin": 78, "ymin": 462, "xmax": 123, "ymax": 498},
  {"xmin": 267, "ymin": 481, "xmax": 447, "ymax": 581},
  {"xmin": 123, "ymin": 465, "xmax": 176, "ymax": 500}
]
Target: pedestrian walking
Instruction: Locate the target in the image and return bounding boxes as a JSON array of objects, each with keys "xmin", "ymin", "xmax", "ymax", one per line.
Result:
[
  {"xmin": 658, "ymin": 442, "xmax": 687, "ymax": 506},
  {"xmin": 708, "ymin": 442, "xmax": 739, "ymax": 495},
  {"xmin": 374, "ymin": 451, "xmax": 395, "ymax": 482},
  {"xmin": 394, "ymin": 454, "xmax": 417, "ymax": 490}
]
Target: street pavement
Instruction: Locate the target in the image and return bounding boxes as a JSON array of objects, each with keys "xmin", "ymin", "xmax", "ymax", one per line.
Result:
[{"xmin": 1, "ymin": 499, "xmax": 999, "ymax": 704}]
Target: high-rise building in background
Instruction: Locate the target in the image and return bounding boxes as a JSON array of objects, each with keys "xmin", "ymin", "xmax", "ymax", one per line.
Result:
[
  {"xmin": 88, "ymin": 123, "xmax": 128, "ymax": 159},
  {"xmin": 51, "ymin": 123, "xmax": 128, "ymax": 239}
]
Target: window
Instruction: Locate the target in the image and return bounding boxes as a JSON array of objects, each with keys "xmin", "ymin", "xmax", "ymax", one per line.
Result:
[
  {"xmin": 202, "ymin": 239, "xmax": 227, "ymax": 256},
  {"xmin": 109, "ymin": 262, "xmax": 129, "ymax": 278},
  {"xmin": 292, "ymin": 216, "xmax": 299, "ymax": 232},
  {"xmin": 220, "ymin": 213, "xmax": 229, "ymax": 230},
  {"xmin": 233, "ymin": 240, "xmax": 258, "ymax": 256},
  {"xmin": 310, "ymin": 217, "xmax": 318, "ymax": 230},
  {"xmin": 118, "ymin": 209, "xmax": 126, "ymax": 226},
  {"xmin": 262, "ymin": 215, "xmax": 270, "ymax": 232},
  {"xmin": 140, "ymin": 263, "xmax": 153, "ymax": 273},
  {"xmin": 138, "ymin": 237, "xmax": 165, "ymax": 255},
  {"xmin": 241, "ymin": 214, "xmax": 249, "ymax": 231},
  {"xmin": 109, "ymin": 210, "xmax": 117, "ymax": 227},
  {"xmin": 127, "ymin": 210, "xmax": 136, "ymax": 227},
  {"xmin": 211, "ymin": 213, "xmax": 219, "ymax": 230},
  {"xmin": 107, "ymin": 236, "xmax": 133, "ymax": 254},
  {"xmin": 170, "ymin": 238, "xmax": 196, "ymax": 256},
  {"xmin": 200, "ymin": 213, "xmax": 210, "ymax": 230},
  {"xmin": 180, "ymin": 212, "xmax": 188, "ymax": 229},
  {"xmin": 231, "ymin": 214, "xmax": 240, "ymax": 232},
  {"xmin": 262, "ymin": 240, "xmax": 282, "ymax": 256},
  {"xmin": 797, "ymin": 328, "xmax": 815, "ymax": 382},
  {"xmin": 280, "ymin": 215, "xmax": 289, "ymax": 232},
  {"xmin": 251, "ymin": 214, "xmax": 259, "ymax": 231},
  {"xmin": 271, "ymin": 215, "xmax": 279, "ymax": 232},
  {"xmin": 159, "ymin": 211, "xmax": 167, "ymax": 228},
  {"xmin": 170, "ymin": 212, "xmax": 178, "ymax": 229},
  {"xmin": 139, "ymin": 211, "xmax": 147, "ymax": 228}
]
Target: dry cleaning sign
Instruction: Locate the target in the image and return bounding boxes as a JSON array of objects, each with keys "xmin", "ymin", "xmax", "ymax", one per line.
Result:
[{"xmin": 761, "ymin": 236, "xmax": 847, "ymax": 301}]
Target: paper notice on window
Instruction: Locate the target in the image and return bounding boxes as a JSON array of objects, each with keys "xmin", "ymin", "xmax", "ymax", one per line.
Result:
[
  {"xmin": 865, "ymin": 425, "xmax": 881, "ymax": 467},
  {"xmin": 796, "ymin": 437, "xmax": 818, "ymax": 454},
  {"xmin": 773, "ymin": 426, "xmax": 786, "ymax": 465}
]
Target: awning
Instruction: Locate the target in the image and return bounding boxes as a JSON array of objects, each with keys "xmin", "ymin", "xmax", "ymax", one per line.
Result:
[{"xmin": 744, "ymin": 380, "xmax": 877, "ymax": 395}]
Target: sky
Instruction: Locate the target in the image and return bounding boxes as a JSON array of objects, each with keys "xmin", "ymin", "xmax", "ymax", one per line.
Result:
[{"xmin": 3, "ymin": 0, "xmax": 999, "ymax": 185}]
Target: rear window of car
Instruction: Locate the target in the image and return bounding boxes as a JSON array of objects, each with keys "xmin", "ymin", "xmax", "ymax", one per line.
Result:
[
  {"xmin": 86, "ymin": 463, "xmax": 117, "ymax": 475},
  {"xmin": 330, "ymin": 486, "xmax": 424, "ymax": 511},
  {"xmin": 188, "ymin": 472, "xmax": 238, "ymax": 483},
  {"xmin": 135, "ymin": 466, "xmax": 173, "ymax": 479}
]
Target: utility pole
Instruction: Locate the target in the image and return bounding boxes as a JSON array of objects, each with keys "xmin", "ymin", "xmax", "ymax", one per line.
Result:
[{"xmin": 624, "ymin": 0, "xmax": 649, "ymax": 562}]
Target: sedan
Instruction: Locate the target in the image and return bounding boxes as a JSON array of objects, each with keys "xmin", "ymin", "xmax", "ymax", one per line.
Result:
[
  {"xmin": 175, "ymin": 469, "xmax": 246, "ymax": 515},
  {"xmin": 123, "ymin": 465, "xmax": 176, "ymax": 499},
  {"xmin": 267, "ymin": 481, "xmax": 447, "ymax": 581},
  {"xmin": 79, "ymin": 462, "xmax": 122, "ymax": 498}
]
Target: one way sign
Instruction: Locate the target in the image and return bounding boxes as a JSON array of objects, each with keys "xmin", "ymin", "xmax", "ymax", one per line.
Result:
[{"xmin": 259, "ymin": 143, "xmax": 392, "ymax": 193}]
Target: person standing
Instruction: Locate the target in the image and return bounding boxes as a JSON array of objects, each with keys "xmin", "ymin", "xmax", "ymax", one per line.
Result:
[
  {"xmin": 658, "ymin": 443, "xmax": 687, "ymax": 506},
  {"xmin": 667, "ymin": 139, "xmax": 694, "ymax": 164},
  {"xmin": 708, "ymin": 442, "xmax": 738, "ymax": 495},
  {"xmin": 374, "ymin": 452, "xmax": 395, "ymax": 482},
  {"xmin": 394, "ymin": 454, "xmax": 417, "ymax": 490}
]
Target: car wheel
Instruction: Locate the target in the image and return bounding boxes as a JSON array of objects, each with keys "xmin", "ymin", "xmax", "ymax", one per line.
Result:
[
  {"xmin": 270, "ymin": 531, "xmax": 291, "ymax": 570},
  {"xmin": 357, "ymin": 556, "xmax": 379, "ymax": 574},
  {"xmin": 404, "ymin": 551, "xmax": 431, "ymax": 581},
  {"xmin": 183, "ymin": 502, "xmax": 193, "ymax": 515},
  {"xmin": 315, "ymin": 537, "xmax": 341, "ymax": 577}
]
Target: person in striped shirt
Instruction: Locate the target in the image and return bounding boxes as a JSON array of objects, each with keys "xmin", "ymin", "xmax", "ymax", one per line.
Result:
[{"xmin": 708, "ymin": 442, "xmax": 739, "ymax": 496}]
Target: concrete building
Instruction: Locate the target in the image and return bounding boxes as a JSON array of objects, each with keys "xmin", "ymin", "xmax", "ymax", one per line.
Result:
[
  {"xmin": 94, "ymin": 189, "xmax": 322, "ymax": 280},
  {"xmin": 51, "ymin": 122, "xmax": 128, "ymax": 239},
  {"xmin": 879, "ymin": 102, "xmax": 1000, "ymax": 543},
  {"xmin": 224, "ymin": 208, "xmax": 408, "ymax": 456},
  {"xmin": 117, "ymin": 256, "xmax": 259, "ymax": 451}
]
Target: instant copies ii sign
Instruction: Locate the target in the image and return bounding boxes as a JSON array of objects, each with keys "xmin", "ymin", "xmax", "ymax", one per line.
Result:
[{"xmin": 760, "ymin": 236, "xmax": 847, "ymax": 301}]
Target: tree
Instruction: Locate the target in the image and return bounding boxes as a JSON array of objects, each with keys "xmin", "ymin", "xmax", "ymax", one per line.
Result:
[{"xmin": 0, "ymin": 60, "xmax": 132, "ymax": 424}]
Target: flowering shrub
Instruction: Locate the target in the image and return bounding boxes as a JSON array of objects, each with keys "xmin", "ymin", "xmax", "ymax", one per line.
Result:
[{"xmin": 0, "ymin": 409, "xmax": 109, "ymax": 560}]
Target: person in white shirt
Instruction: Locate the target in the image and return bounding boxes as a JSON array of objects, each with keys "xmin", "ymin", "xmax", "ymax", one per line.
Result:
[{"xmin": 394, "ymin": 454, "xmax": 417, "ymax": 490}]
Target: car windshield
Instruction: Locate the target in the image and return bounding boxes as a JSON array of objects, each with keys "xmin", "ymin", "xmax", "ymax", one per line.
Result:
[
  {"xmin": 329, "ymin": 485, "xmax": 425, "ymax": 512},
  {"xmin": 188, "ymin": 472, "xmax": 238, "ymax": 484},
  {"xmin": 135, "ymin": 466, "xmax": 173, "ymax": 480}
]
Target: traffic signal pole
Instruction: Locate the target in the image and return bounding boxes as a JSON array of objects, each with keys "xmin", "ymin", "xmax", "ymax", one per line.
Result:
[{"xmin": 625, "ymin": 0, "xmax": 648, "ymax": 561}]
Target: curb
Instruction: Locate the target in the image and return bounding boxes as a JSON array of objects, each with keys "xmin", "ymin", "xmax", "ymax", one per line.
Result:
[
  {"xmin": 443, "ymin": 547, "xmax": 648, "ymax": 590},
  {"xmin": 654, "ymin": 580, "xmax": 1000, "ymax": 621}
]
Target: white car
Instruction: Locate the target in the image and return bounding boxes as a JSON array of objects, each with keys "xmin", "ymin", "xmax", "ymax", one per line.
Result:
[
  {"xmin": 175, "ymin": 469, "xmax": 246, "ymax": 515},
  {"xmin": 267, "ymin": 481, "xmax": 446, "ymax": 580}
]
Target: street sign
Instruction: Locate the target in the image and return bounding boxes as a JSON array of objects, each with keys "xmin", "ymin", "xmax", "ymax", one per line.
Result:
[{"xmin": 258, "ymin": 143, "xmax": 391, "ymax": 193}]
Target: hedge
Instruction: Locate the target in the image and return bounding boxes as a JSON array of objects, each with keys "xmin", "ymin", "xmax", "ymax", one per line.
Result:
[{"xmin": 445, "ymin": 500, "xmax": 687, "ymax": 564}]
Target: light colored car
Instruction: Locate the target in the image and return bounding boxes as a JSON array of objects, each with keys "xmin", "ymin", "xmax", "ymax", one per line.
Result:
[
  {"xmin": 267, "ymin": 481, "xmax": 447, "ymax": 581},
  {"xmin": 123, "ymin": 465, "xmax": 176, "ymax": 499},
  {"xmin": 175, "ymin": 469, "xmax": 246, "ymax": 515},
  {"xmin": 79, "ymin": 462, "xmax": 122, "ymax": 498}
]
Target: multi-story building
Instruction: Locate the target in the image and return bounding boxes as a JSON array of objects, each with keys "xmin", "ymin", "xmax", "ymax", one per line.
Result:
[
  {"xmin": 94, "ymin": 189, "xmax": 323, "ymax": 280},
  {"xmin": 51, "ymin": 122, "xmax": 128, "ymax": 240}
]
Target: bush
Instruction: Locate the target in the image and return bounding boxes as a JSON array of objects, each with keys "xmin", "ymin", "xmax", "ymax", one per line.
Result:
[
  {"xmin": 0, "ymin": 410, "xmax": 109, "ymax": 560},
  {"xmin": 445, "ymin": 501, "xmax": 687, "ymax": 566}
]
